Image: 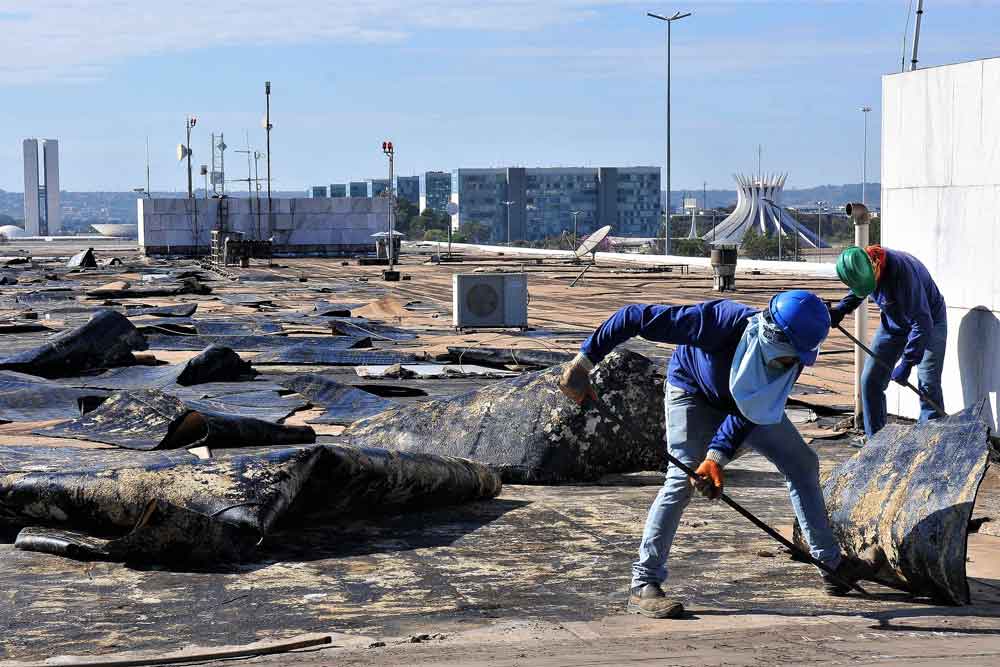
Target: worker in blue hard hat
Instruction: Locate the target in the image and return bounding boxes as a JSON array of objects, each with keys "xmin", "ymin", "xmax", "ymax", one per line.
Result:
[{"xmin": 559, "ymin": 291, "xmax": 856, "ymax": 618}]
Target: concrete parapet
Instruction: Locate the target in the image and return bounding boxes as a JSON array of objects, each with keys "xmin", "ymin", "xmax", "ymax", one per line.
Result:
[{"xmin": 139, "ymin": 196, "xmax": 385, "ymax": 257}]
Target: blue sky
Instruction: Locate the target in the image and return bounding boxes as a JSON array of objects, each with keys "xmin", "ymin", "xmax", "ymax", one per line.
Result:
[{"xmin": 0, "ymin": 0, "xmax": 998, "ymax": 193}]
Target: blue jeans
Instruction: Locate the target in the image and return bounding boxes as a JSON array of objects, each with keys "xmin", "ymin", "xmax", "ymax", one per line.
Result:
[
  {"xmin": 631, "ymin": 384, "xmax": 842, "ymax": 589},
  {"xmin": 860, "ymin": 320, "xmax": 948, "ymax": 437}
]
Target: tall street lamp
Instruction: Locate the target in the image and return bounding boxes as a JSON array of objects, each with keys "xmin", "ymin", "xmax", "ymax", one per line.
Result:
[
  {"xmin": 382, "ymin": 141, "xmax": 395, "ymax": 271},
  {"xmin": 647, "ymin": 9, "xmax": 691, "ymax": 257},
  {"xmin": 861, "ymin": 106, "xmax": 872, "ymax": 207},
  {"xmin": 502, "ymin": 200, "xmax": 515, "ymax": 246},
  {"xmin": 184, "ymin": 116, "xmax": 197, "ymax": 198},
  {"xmin": 264, "ymin": 81, "xmax": 273, "ymax": 235},
  {"xmin": 570, "ymin": 210, "xmax": 583, "ymax": 248},
  {"xmin": 816, "ymin": 201, "xmax": 826, "ymax": 261}
]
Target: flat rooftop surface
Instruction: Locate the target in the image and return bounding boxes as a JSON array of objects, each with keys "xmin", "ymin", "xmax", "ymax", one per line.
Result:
[{"xmin": 1, "ymin": 240, "xmax": 998, "ymax": 666}]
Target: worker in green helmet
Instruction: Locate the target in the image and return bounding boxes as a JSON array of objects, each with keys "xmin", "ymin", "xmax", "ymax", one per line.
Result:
[{"xmin": 829, "ymin": 245, "xmax": 947, "ymax": 437}]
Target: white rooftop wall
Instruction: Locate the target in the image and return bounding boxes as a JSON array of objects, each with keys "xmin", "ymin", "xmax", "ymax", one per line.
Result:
[
  {"xmin": 138, "ymin": 197, "xmax": 389, "ymax": 255},
  {"xmin": 881, "ymin": 57, "xmax": 1000, "ymax": 427}
]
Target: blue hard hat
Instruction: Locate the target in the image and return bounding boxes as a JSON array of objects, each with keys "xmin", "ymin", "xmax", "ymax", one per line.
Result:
[{"xmin": 768, "ymin": 290, "xmax": 830, "ymax": 366}]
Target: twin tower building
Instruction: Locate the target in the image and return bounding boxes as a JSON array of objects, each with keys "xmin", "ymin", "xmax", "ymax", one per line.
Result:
[{"xmin": 22, "ymin": 138, "xmax": 60, "ymax": 236}]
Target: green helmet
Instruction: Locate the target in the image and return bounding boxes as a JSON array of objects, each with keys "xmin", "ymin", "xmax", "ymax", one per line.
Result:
[{"xmin": 836, "ymin": 246, "xmax": 876, "ymax": 297}]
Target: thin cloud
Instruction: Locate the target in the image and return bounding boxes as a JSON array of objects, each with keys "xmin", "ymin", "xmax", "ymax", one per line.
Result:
[{"xmin": 0, "ymin": 0, "xmax": 641, "ymax": 84}]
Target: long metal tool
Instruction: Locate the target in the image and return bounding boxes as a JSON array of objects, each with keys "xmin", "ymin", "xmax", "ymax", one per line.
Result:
[
  {"xmin": 836, "ymin": 323, "xmax": 946, "ymax": 416},
  {"xmin": 584, "ymin": 399, "xmax": 871, "ymax": 598}
]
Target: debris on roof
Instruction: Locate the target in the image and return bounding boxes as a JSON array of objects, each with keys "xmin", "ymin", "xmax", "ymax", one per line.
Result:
[
  {"xmin": 798, "ymin": 402, "xmax": 991, "ymax": 605},
  {"xmin": 67, "ymin": 248, "xmax": 98, "ymax": 269},
  {"xmin": 0, "ymin": 309, "xmax": 147, "ymax": 378},
  {"xmin": 347, "ymin": 349, "xmax": 665, "ymax": 483}
]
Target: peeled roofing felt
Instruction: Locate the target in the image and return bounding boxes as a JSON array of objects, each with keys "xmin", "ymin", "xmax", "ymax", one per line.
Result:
[
  {"xmin": 34, "ymin": 388, "xmax": 315, "ymax": 450},
  {"xmin": 0, "ymin": 309, "xmax": 148, "ymax": 378},
  {"xmin": 347, "ymin": 348, "xmax": 666, "ymax": 483},
  {"xmin": 60, "ymin": 344, "xmax": 256, "ymax": 390},
  {"xmin": 280, "ymin": 374, "xmax": 396, "ymax": 425},
  {"xmin": 1, "ymin": 443, "xmax": 502, "ymax": 564},
  {"xmin": 0, "ymin": 371, "xmax": 108, "ymax": 422},
  {"xmin": 124, "ymin": 303, "xmax": 198, "ymax": 318},
  {"xmin": 85, "ymin": 277, "xmax": 211, "ymax": 299},
  {"xmin": 66, "ymin": 248, "xmax": 98, "ymax": 269},
  {"xmin": 252, "ymin": 346, "xmax": 419, "ymax": 366},
  {"xmin": 143, "ymin": 334, "xmax": 372, "ymax": 352},
  {"xmin": 796, "ymin": 402, "xmax": 992, "ymax": 605}
]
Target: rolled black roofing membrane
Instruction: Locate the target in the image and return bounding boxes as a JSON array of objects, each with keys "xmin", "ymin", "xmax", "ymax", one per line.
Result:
[
  {"xmin": 0, "ymin": 309, "xmax": 147, "ymax": 378},
  {"xmin": 124, "ymin": 303, "xmax": 199, "ymax": 318},
  {"xmin": 58, "ymin": 344, "xmax": 256, "ymax": 390},
  {"xmin": 312, "ymin": 300, "xmax": 360, "ymax": 317},
  {"xmin": 281, "ymin": 374, "xmax": 396, "ymax": 425},
  {"xmin": 2, "ymin": 443, "xmax": 501, "ymax": 564},
  {"xmin": 144, "ymin": 334, "xmax": 371, "ymax": 352},
  {"xmin": 796, "ymin": 402, "xmax": 991, "ymax": 605},
  {"xmin": 347, "ymin": 348, "xmax": 666, "ymax": 483},
  {"xmin": 34, "ymin": 388, "xmax": 314, "ymax": 450}
]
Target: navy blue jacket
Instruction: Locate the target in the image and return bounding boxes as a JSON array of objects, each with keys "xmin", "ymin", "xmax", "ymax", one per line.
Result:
[
  {"xmin": 833, "ymin": 249, "xmax": 946, "ymax": 369},
  {"xmin": 581, "ymin": 300, "xmax": 774, "ymax": 461}
]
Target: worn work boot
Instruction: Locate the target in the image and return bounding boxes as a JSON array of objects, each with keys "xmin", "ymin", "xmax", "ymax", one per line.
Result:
[
  {"xmin": 627, "ymin": 583, "xmax": 684, "ymax": 619},
  {"xmin": 822, "ymin": 559, "xmax": 866, "ymax": 596}
]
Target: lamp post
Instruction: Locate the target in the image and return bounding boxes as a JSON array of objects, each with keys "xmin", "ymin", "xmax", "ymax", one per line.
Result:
[
  {"xmin": 647, "ymin": 9, "xmax": 691, "ymax": 257},
  {"xmin": 264, "ymin": 82, "xmax": 272, "ymax": 207},
  {"xmin": 570, "ymin": 210, "xmax": 583, "ymax": 248},
  {"xmin": 184, "ymin": 116, "xmax": 197, "ymax": 198},
  {"xmin": 861, "ymin": 106, "xmax": 871, "ymax": 207},
  {"xmin": 502, "ymin": 200, "xmax": 515, "ymax": 246},
  {"xmin": 382, "ymin": 141, "xmax": 395, "ymax": 270},
  {"xmin": 816, "ymin": 201, "xmax": 826, "ymax": 261}
]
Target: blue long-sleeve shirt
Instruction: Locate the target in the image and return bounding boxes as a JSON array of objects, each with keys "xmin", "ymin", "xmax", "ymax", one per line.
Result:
[
  {"xmin": 832, "ymin": 249, "xmax": 946, "ymax": 370},
  {"xmin": 580, "ymin": 300, "xmax": 774, "ymax": 462}
]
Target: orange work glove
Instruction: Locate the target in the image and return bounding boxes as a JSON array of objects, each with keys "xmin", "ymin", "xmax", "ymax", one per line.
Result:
[
  {"xmin": 691, "ymin": 459, "xmax": 724, "ymax": 500},
  {"xmin": 559, "ymin": 355, "xmax": 597, "ymax": 405}
]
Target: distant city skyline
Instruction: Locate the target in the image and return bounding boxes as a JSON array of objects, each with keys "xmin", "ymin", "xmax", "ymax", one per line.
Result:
[{"xmin": 1, "ymin": 2, "xmax": 998, "ymax": 192}]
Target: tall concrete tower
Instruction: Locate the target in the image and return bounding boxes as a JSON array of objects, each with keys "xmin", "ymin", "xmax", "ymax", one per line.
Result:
[
  {"xmin": 42, "ymin": 140, "xmax": 60, "ymax": 235},
  {"xmin": 22, "ymin": 138, "xmax": 60, "ymax": 236},
  {"xmin": 22, "ymin": 139, "xmax": 39, "ymax": 235}
]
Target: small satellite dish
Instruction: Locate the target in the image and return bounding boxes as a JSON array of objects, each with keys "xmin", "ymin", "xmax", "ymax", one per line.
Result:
[
  {"xmin": 217, "ymin": 139, "xmax": 227, "ymax": 152},
  {"xmin": 446, "ymin": 201, "xmax": 459, "ymax": 216},
  {"xmin": 574, "ymin": 225, "xmax": 612, "ymax": 258},
  {"xmin": 176, "ymin": 144, "xmax": 191, "ymax": 161},
  {"xmin": 199, "ymin": 164, "xmax": 208, "ymax": 176}
]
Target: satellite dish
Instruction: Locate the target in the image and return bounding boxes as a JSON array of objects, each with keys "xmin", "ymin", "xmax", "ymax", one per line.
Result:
[
  {"xmin": 199, "ymin": 164, "xmax": 208, "ymax": 176},
  {"xmin": 574, "ymin": 225, "xmax": 612, "ymax": 258},
  {"xmin": 446, "ymin": 201, "xmax": 459, "ymax": 216},
  {"xmin": 176, "ymin": 144, "xmax": 191, "ymax": 161},
  {"xmin": 217, "ymin": 139, "xmax": 227, "ymax": 152}
]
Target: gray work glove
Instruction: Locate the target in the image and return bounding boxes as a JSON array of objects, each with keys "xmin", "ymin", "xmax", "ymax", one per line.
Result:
[{"xmin": 559, "ymin": 353, "xmax": 597, "ymax": 405}]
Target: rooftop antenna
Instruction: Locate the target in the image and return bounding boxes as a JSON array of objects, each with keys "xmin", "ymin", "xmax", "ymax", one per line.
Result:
[
  {"xmin": 210, "ymin": 132, "xmax": 216, "ymax": 196},
  {"xmin": 145, "ymin": 136, "xmax": 151, "ymax": 196},
  {"xmin": 909, "ymin": 0, "xmax": 925, "ymax": 71},
  {"xmin": 217, "ymin": 133, "xmax": 227, "ymax": 196}
]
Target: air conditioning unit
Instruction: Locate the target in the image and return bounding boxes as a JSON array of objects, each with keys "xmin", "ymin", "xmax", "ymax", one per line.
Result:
[{"xmin": 453, "ymin": 272, "xmax": 528, "ymax": 330}]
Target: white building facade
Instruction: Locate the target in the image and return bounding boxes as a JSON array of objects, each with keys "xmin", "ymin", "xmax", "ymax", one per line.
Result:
[{"xmin": 881, "ymin": 57, "xmax": 1000, "ymax": 427}]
